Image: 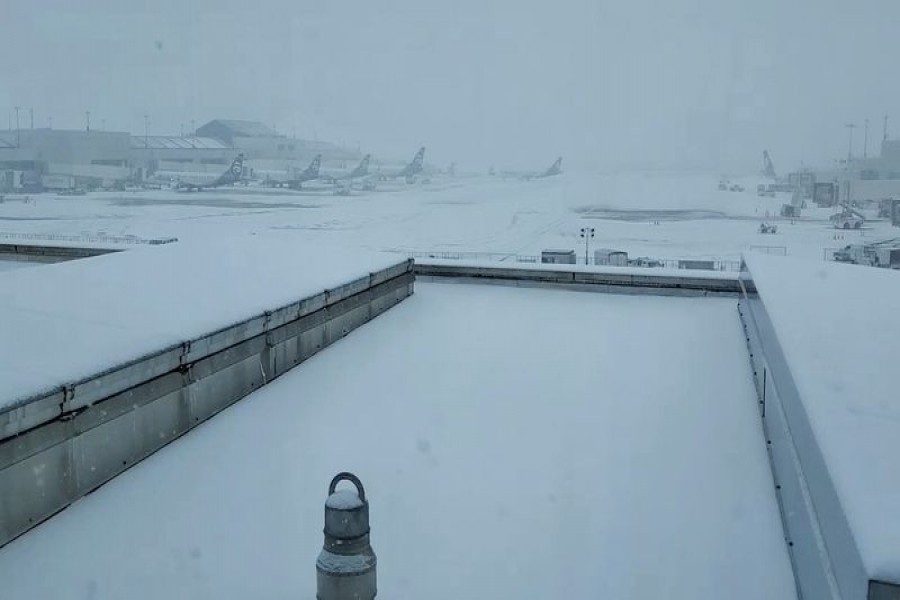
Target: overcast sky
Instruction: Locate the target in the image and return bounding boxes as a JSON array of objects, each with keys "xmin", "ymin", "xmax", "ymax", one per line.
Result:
[{"xmin": 1, "ymin": 0, "xmax": 898, "ymax": 172}]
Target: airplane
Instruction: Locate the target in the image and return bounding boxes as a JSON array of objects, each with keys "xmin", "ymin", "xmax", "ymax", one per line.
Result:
[
  {"xmin": 376, "ymin": 147, "xmax": 426, "ymax": 182},
  {"xmin": 176, "ymin": 154, "xmax": 245, "ymax": 192},
  {"xmin": 497, "ymin": 157, "xmax": 563, "ymax": 181},
  {"xmin": 525, "ymin": 157, "xmax": 562, "ymax": 180},
  {"xmin": 263, "ymin": 155, "xmax": 321, "ymax": 189},
  {"xmin": 318, "ymin": 154, "xmax": 371, "ymax": 184}
]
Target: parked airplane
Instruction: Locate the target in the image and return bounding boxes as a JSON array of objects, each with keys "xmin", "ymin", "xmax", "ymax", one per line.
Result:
[
  {"xmin": 377, "ymin": 147, "xmax": 426, "ymax": 182},
  {"xmin": 500, "ymin": 157, "xmax": 563, "ymax": 181},
  {"xmin": 176, "ymin": 154, "xmax": 245, "ymax": 191},
  {"xmin": 524, "ymin": 157, "xmax": 562, "ymax": 180},
  {"xmin": 318, "ymin": 154, "xmax": 371, "ymax": 184},
  {"xmin": 263, "ymin": 155, "xmax": 321, "ymax": 189}
]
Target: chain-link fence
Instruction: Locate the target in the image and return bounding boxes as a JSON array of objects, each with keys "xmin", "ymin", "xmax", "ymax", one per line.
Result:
[{"xmin": 748, "ymin": 245, "xmax": 788, "ymax": 256}]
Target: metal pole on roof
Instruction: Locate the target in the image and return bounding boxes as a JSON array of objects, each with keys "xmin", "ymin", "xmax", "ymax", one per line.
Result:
[
  {"xmin": 864, "ymin": 119, "xmax": 869, "ymax": 160},
  {"xmin": 845, "ymin": 123, "xmax": 856, "ymax": 168}
]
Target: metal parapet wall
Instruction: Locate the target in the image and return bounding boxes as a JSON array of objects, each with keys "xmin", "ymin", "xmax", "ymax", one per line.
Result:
[
  {"xmin": 415, "ymin": 262, "xmax": 754, "ymax": 296},
  {"xmin": 0, "ymin": 243, "xmax": 119, "ymax": 264},
  {"xmin": 737, "ymin": 269, "xmax": 900, "ymax": 600},
  {"xmin": 0, "ymin": 260, "xmax": 414, "ymax": 548}
]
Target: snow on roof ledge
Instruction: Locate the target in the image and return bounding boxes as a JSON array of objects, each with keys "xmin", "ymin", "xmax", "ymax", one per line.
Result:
[
  {"xmin": 0, "ymin": 239, "xmax": 405, "ymax": 409},
  {"xmin": 743, "ymin": 252, "xmax": 900, "ymax": 586}
]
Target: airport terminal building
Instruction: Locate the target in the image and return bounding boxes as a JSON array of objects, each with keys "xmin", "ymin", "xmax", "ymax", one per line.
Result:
[{"xmin": 0, "ymin": 119, "xmax": 360, "ymax": 191}]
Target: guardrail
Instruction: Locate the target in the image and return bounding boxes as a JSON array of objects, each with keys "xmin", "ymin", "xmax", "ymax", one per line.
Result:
[
  {"xmin": 748, "ymin": 245, "xmax": 788, "ymax": 256},
  {"xmin": 0, "ymin": 232, "xmax": 178, "ymax": 246},
  {"xmin": 397, "ymin": 250, "xmax": 742, "ymax": 272},
  {"xmin": 414, "ymin": 262, "xmax": 752, "ymax": 296}
]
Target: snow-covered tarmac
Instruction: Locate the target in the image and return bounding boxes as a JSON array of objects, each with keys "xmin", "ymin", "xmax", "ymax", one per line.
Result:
[{"xmin": 0, "ymin": 170, "xmax": 891, "ymax": 263}]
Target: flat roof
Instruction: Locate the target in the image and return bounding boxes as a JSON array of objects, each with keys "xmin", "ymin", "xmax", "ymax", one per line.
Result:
[
  {"xmin": 0, "ymin": 260, "xmax": 37, "ymax": 272},
  {"xmin": 200, "ymin": 119, "xmax": 278, "ymax": 138},
  {"xmin": 130, "ymin": 136, "xmax": 229, "ymax": 150},
  {"xmin": 0, "ymin": 240, "xmax": 402, "ymax": 409},
  {"xmin": 746, "ymin": 254, "xmax": 900, "ymax": 581},
  {"xmin": 0, "ymin": 283, "xmax": 796, "ymax": 599}
]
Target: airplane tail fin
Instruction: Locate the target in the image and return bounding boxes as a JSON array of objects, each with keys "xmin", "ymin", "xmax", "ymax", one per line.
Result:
[
  {"xmin": 357, "ymin": 154, "xmax": 371, "ymax": 175},
  {"xmin": 412, "ymin": 147, "xmax": 425, "ymax": 169},
  {"xmin": 228, "ymin": 154, "xmax": 245, "ymax": 181},
  {"xmin": 762, "ymin": 150, "xmax": 776, "ymax": 178},
  {"xmin": 541, "ymin": 157, "xmax": 562, "ymax": 177},
  {"xmin": 307, "ymin": 154, "xmax": 321, "ymax": 177}
]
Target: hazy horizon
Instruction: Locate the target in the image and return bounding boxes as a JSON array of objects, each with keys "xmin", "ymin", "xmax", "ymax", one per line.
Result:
[{"xmin": 2, "ymin": 0, "xmax": 899, "ymax": 172}]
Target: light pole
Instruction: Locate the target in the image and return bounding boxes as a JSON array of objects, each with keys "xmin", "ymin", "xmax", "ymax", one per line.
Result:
[
  {"xmin": 580, "ymin": 226, "xmax": 595, "ymax": 265},
  {"xmin": 85, "ymin": 111, "xmax": 90, "ymax": 132},
  {"xmin": 845, "ymin": 123, "xmax": 856, "ymax": 168},
  {"xmin": 14, "ymin": 106, "xmax": 20, "ymax": 147},
  {"xmin": 144, "ymin": 114, "xmax": 149, "ymax": 149},
  {"xmin": 864, "ymin": 118, "xmax": 869, "ymax": 160}
]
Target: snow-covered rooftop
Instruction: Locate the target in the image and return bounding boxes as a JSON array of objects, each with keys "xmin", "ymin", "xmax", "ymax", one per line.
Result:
[
  {"xmin": 0, "ymin": 260, "xmax": 37, "ymax": 273},
  {"xmin": 0, "ymin": 282, "xmax": 796, "ymax": 599},
  {"xmin": 129, "ymin": 136, "xmax": 228, "ymax": 150},
  {"xmin": 198, "ymin": 119, "xmax": 279, "ymax": 138},
  {"xmin": 0, "ymin": 239, "xmax": 403, "ymax": 409},
  {"xmin": 745, "ymin": 254, "xmax": 900, "ymax": 581}
]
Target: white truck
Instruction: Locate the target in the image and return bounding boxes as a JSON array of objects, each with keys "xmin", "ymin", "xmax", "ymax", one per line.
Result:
[
  {"xmin": 833, "ymin": 239, "xmax": 900, "ymax": 268},
  {"xmin": 830, "ymin": 207, "xmax": 864, "ymax": 230}
]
